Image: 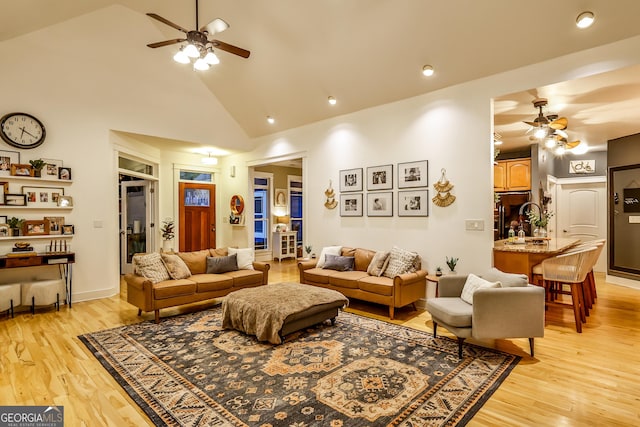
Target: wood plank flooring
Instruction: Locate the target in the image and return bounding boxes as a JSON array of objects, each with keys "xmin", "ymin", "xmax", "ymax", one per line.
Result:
[{"xmin": 1, "ymin": 260, "xmax": 639, "ymax": 426}]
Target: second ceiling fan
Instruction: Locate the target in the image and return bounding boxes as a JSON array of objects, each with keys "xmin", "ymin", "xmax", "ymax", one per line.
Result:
[
  {"xmin": 146, "ymin": 0, "xmax": 250, "ymax": 70},
  {"xmin": 524, "ymin": 98, "xmax": 580, "ymax": 153}
]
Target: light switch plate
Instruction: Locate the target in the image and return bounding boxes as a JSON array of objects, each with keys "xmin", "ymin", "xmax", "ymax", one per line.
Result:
[
  {"xmin": 465, "ymin": 219, "xmax": 484, "ymax": 231},
  {"xmin": 629, "ymin": 216, "xmax": 640, "ymax": 224}
]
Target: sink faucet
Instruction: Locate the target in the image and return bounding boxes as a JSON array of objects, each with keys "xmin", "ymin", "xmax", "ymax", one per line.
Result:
[{"xmin": 518, "ymin": 202, "xmax": 542, "ymax": 228}]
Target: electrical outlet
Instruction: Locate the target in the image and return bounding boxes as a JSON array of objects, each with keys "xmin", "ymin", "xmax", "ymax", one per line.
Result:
[{"xmin": 465, "ymin": 219, "xmax": 484, "ymax": 231}]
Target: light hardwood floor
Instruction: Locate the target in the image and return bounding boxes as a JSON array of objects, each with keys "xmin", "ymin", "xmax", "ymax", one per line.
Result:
[{"xmin": 1, "ymin": 260, "xmax": 639, "ymax": 426}]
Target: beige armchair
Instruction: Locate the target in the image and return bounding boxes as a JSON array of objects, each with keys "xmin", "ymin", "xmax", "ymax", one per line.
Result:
[{"xmin": 426, "ymin": 272, "xmax": 545, "ymax": 358}]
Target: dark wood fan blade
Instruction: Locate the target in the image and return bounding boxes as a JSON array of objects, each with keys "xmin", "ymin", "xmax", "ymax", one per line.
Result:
[
  {"xmin": 147, "ymin": 38, "xmax": 185, "ymax": 48},
  {"xmin": 147, "ymin": 13, "xmax": 189, "ymax": 33},
  {"xmin": 211, "ymin": 39, "xmax": 250, "ymax": 58}
]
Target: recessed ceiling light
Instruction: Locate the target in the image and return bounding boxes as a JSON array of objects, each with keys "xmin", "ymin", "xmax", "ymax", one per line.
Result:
[
  {"xmin": 576, "ymin": 11, "xmax": 595, "ymax": 29},
  {"xmin": 328, "ymin": 96, "xmax": 337, "ymax": 105},
  {"xmin": 266, "ymin": 116, "xmax": 275, "ymax": 124},
  {"xmin": 422, "ymin": 65, "xmax": 434, "ymax": 77}
]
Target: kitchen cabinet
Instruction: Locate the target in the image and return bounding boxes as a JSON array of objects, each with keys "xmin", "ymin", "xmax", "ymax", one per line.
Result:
[
  {"xmin": 494, "ymin": 158, "xmax": 531, "ymax": 191},
  {"xmin": 273, "ymin": 231, "xmax": 296, "ymax": 262}
]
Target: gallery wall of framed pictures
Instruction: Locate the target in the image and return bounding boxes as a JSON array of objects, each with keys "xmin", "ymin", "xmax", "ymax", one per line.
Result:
[{"xmin": 339, "ymin": 161, "xmax": 429, "ymax": 218}]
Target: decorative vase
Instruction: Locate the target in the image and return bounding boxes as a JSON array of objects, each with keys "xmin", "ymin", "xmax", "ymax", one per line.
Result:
[
  {"xmin": 162, "ymin": 240, "xmax": 174, "ymax": 252},
  {"xmin": 33, "ymin": 169, "xmax": 42, "ymax": 178},
  {"xmin": 533, "ymin": 227, "xmax": 547, "ymax": 238}
]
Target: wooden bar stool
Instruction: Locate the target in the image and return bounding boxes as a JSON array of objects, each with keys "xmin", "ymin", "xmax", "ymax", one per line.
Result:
[{"xmin": 541, "ymin": 246, "xmax": 598, "ymax": 333}]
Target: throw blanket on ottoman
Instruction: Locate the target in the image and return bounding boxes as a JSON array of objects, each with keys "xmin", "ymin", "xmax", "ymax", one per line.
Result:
[{"xmin": 222, "ymin": 282, "xmax": 349, "ymax": 344}]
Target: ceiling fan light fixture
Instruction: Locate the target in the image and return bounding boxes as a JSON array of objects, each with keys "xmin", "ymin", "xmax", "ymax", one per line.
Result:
[
  {"xmin": 554, "ymin": 145, "xmax": 566, "ymax": 156},
  {"xmin": 193, "ymin": 57, "xmax": 210, "ymax": 71},
  {"xmin": 534, "ymin": 127, "xmax": 548, "ymax": 139},
  {"xmin": 184, "ymin": 43, "xmax": 200, "ymax": 58},
  {"xmin": 328, "ymin": 96, "xmax": 337, "ymax": 105},
  {"xmin": 544, "ymin": 137, "xmax": 557, "ymax": 148},
  {"xmin": 571, "ymin": 141, "xmax": 589, "ymax": 155},
  {"xmin": 576, "ymin": 11, "xmax": 595, "ymax": 29},
  {"xmin": 173, "ymin": 48, "xmax": 190, "ymax": 64},
  {"xmin": 422, "ymin": 65, "xmax": 434, "ymax": 77},
  {"xmin": 204, "ymin": 50, "xmax": 220, "ymax": 65}
]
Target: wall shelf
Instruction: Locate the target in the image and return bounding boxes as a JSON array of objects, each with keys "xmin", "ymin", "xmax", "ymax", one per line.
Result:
[
  {"xmin": 0, "ymin": 235, "xmax": 73, "ymax": 241},
  {"xmin": 0, "ymin": 175, "xmax": 73, "ymax": 185},
  {"xmin": 1, "ymin": 206, "xmax": 73, "ymax": 210}
]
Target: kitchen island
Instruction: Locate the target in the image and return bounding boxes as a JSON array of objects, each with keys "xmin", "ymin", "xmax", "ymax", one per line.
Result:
[{"xmin": 493, "ymin": 237, "xmax": 580, "ymax": 282}]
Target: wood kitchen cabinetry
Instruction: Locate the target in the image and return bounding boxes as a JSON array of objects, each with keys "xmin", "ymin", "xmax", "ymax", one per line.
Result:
[{"xmin": 494, "ymin": 158, "xmax": 531, "ymax": 191}]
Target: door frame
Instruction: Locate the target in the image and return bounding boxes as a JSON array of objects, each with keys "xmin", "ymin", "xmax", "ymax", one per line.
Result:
[{"xmin": 119, "ymin": 179, "xmax": 155, "ymax": 274}]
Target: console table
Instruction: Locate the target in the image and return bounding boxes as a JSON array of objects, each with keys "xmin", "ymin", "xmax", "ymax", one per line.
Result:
[{"xmin": 0, "ymin": 252, "xmax": 75, "ymax": 307}]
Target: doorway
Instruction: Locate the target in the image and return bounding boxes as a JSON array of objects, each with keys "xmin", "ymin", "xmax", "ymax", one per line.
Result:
[
  {"xmin": 119, "ymin": 177, "xmax": 154, "ymax": 274},
  {"xmin": 178, "ymin": 182, "xmax": 216, "ymax": 251}
]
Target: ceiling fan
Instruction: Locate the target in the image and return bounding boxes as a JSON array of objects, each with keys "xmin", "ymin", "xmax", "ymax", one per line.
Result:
[
  {"xmin": 524, "ymin": 98, "xmax": 581, "ymax": 154},
  {"xmin": 146, "ymin": 0, "xmax": 250, "ymax": 70}
]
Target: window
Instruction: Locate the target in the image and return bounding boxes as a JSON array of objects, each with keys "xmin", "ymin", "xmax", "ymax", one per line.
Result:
[
  {"xmin": 179, "ymin": 171, "xmax": 213, "ymax": 182},
  {"xmin": 289, "ymin": 176, "xmax": 303, "ymax": 246},
  {"xmin": 119, "ymin": 157, "xmax": 153, "ymax": 176},
  {"xmin": 254, "ymin": 176, "xmax": 270, "ymax": 250}
]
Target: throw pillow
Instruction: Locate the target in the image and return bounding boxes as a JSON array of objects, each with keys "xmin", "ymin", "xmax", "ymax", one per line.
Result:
[
  {"xmin": 316, "ymin": 246, "xmax": 342, "ymax": 268},
  {"xmin": 367, "ymin": 251, "xmax": 390, "ymax": 276},
  {"xmin": 161, "ymin": 253, "xmax": 192, "ymax": 280},
  {"xmin": 481, "ymin": 267, "xmax": 528, "ymax": 287},
  {"xmin": 206, "ymin": 254, "xmax": 238, "ymax": 274},
  {"xmin": 322, "ymin": 254, "xmax": 355, "ymax": 271},
  {"xmin": 383, "ymin": 246, "xmax": 419, "ymax": 278},
  {"xmin": 134, "ymin": 253, "xmax": 170, "ymax": 284},
  {"xmin": 176, "ymin": 249, "xmax": 210, "ymax": 274},
  {"xmin": 227, "ymin": 247, "xmax": 255, "ymax": 270},
  {"xmin": 460, "ymin": 273, "xmax": 501, "ymax": 305}
]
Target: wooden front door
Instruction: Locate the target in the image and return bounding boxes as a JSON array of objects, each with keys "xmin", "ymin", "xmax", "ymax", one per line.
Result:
[{"xmin": 179, "ymin": 182, "xmax": 216, "ymax": 251}]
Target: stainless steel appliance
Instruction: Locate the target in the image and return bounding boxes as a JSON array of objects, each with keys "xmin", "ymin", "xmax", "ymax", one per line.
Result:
[{"xmin": 494, "ymin": 191, "xmax": 532, "ymax": 240}]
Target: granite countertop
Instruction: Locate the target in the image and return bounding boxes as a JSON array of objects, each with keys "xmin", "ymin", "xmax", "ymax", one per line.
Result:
[{"xmin": 493, "ymin": 237, "xmax": 580, "ymax": 254}]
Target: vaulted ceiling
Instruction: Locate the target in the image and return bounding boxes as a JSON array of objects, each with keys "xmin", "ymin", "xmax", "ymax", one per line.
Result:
[{"xmin": 3, "ymin": 1, "xmax": 640, "ymax": 149}]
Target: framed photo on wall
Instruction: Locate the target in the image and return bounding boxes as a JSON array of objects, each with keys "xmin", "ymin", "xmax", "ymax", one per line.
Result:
[
  {"xmin": 22, "ymin": 186, "xmax": 64, "ymax": 208},
  {"xmin": 23, "ymin": 220, "xmax": 49, "ymax": 236},
  {"xmin": 398, "ymin": 190, "xmax": 429, "ymax": 217},
  {"xmin": 274, "ymin": 188, "xmax": 287, "ymax": 207},
  {"xmin": 41, "ymin": 158, "xmax": 63, "ymax": 178},
  {"xmin": 339, "ymin": 168, "xmax": 363, "ymax": 192},
  {"xmin": 367, "ymin": 164, "xmax": 393, "ymax": 191},
  {"xmin": 0, "ymin": 150, "xmax": 20, "ymax": 176},
  {"xmin": 62, "ymin": 224, "xmax": 75, "ymax": 235},
  {"xmin": 5, "ymin": 194, "xmax": 26, "ymax": 206},
  {"xmin": 367, "ymin": 192, "xmax": 393, "ymax": 217},
  {"xmin": 45, "ymin": 216, "xmax": 65, "ymax": 235},
  {"xmin": 340, "ymin": 193, "xmax": 363, "ymax": 216},
  {"xmin": 11, "ymin": 163, "xmax": 33, "ymax": 177},
  {"xmin": 0, "ymin": 181, "xmax": 8, "ymax": 205},
  {"xmin": 58, "ymin": 167, "xmax": 72, "ymax": 180},
  {"xmin": 398, "ymin": 160, "xmax": 428, "ymax": 188}
]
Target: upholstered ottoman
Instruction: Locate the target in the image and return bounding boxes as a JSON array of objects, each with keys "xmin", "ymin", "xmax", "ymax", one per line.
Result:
[
  {"xmin": 0, "ymin": 283, "xmax": 22, "ymax": 318},
  {"xmin": 222, "ymin": 282, "xmax": 349, "ymax": 344},
  {"xmin": 21, "ymin": 279, "xmax": 65, "ymax": 314}
]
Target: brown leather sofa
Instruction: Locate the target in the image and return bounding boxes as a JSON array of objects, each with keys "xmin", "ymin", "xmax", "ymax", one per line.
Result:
[
  {"xmin": 124, "ymin": 248, "xmax": 270, "ymax": 323},
  {"xmin": 298, "ymin": 246, "xmax": 427, "ymax": 319}
]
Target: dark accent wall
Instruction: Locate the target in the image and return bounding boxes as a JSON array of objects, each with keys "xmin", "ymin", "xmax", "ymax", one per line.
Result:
[{"xmin": 553, "ymin": 150, "xmax": 608, "ymax": 178}]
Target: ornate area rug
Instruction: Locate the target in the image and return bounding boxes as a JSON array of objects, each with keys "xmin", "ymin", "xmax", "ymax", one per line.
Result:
[{"xmin": 79, "ymin": 306, "xmax": 519, "ymax": 426}]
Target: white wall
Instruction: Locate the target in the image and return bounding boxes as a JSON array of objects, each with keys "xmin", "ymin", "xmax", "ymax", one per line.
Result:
[
  {"xmin": 218, "ymin": 35, "xmax": 640, "ymax": 278},
  {"xmin": 0, "ymin": 5, "xmax": 248, "ymax": 300}
]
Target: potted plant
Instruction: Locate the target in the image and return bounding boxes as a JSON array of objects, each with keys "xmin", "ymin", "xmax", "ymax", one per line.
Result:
[
  {"xmin": 160, "ymin": 218, "xmax": 174, "ymax": 251},
  {"xmin": 446, "ymin": 256, "xmax": 459, "ymax": 273},
  {"xmin": 527, "ymin": 210, "xmax": 554, "ymax": 237},
  {"xmin": 304, "ymin": 245, "xmax": 312, "ymax": 259},
  {"xmin": 7, "ymin": 217, "xmax": 24, "ymax": 236},
  {"xmin": 29, "ymin": 159, "xmax": 46, "ymax": 177},
  {"xmin": 435, "ymin": 266, "xmax": 443, "ymax": 276}
]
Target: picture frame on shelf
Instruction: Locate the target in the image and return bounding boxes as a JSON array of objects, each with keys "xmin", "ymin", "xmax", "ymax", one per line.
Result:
[
  {"xmin": 398, "ymin": 160, "xmax": 428, "ymax": 189},
  {"xmin": 366, "ymin": 164, "xmax": 393, "ymax": 191},
  {"xmin": 10, "ymin": 163, "xmax": 33, "ymax": 177},
  {"xmin": 0, "ymin": 223, "xmax": 9, "ymax": 237},
  {"xmin": 62, "ymin": 224, "xmax": 75, "ymax": 235},
  {"xmin": 339, "ymin": 193, "xmax": 363, "ymax": 217},
  {"xmin": 23, "ymin": 220, "xmax": 49, "ymax": 236},
  {"xmin": 57, "ymin": 195, "xmax": 73, "ymax": 207},
  {"xmin": 0, "ymin": 215, "xmax": 7, "ymax": 223},
  {"xmin": 58, "ymin": 167, "xmax": 72, "ymax": 180},
  {"xmin": 4, "ymin": 193, "xmax": 26, "ymax": 206},
  {"xmin": 339, "ymin": 168, "xmax": 363, "ymax": 192},
  {"xmin": 0, "ymin": 181, "xmax": 8, "ymax": 205},
  {"xmin": 22, "ymin": 186, "xmax": 65, "ymax": 208},
  {"xmin": 367, "ymin": 192, "xmax": 393, "ymax": 217},
  {"xmin": 274, "ymin": 188, "xmax": 287, "ymax": 207},
  {"xmin": 41, "ymin": 158, "xmax": 63, "ymax": 178},
  {"xmin": 398, "ymin": 190, "xmax": 429, "ymax": 217},
  {"xmin": 0, "ymin": 149, "xmax": 20, "ymax": 176},
  {"xmin": 45, "ymin": 216, "xmax": 65, "ymax": 235}
]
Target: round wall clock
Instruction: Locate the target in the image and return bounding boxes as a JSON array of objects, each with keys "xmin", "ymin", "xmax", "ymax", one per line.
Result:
[{"xmin": 0, "ymin": 112, "xmax": 46, "ymax": 149}]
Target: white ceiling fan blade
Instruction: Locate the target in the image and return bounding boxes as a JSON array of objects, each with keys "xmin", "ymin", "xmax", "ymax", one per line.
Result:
[
  {"xmin": 554, "ymin": 129, "xmax": 568, "ymax": 139},
  {"xmin": 201, "ymin": 18, "xmax": 229, "ymax": 35}
]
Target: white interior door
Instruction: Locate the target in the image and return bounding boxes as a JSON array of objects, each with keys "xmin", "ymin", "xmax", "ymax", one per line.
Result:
[
  {"xmin": 556, "ymin": 180, "xmax": 607, "ymax": 272},
  {"xmin": 120, "ymin": 180, "xmax": 153, "ymax": 274}
]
